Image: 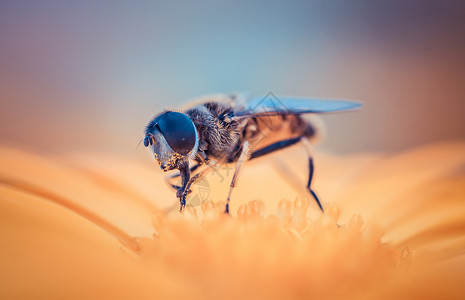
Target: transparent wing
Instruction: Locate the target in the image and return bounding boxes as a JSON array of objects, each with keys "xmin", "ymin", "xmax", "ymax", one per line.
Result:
[{"xmin": 234, "ymin": 96, "xmax": 362, "ymax": 117}]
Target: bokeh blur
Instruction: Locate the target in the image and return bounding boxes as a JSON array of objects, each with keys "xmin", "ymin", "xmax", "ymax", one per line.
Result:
[{"xmin": 1, "ymin": 0, "xmax": 464, "ymax": 156}]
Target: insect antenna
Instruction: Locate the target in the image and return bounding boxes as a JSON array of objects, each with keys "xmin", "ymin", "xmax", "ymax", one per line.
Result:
[{"xmin": 135, "ymin": 139, "xmax": 144, "ymax": 149}]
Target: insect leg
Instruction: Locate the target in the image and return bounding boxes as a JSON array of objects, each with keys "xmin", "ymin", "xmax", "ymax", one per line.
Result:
[
  {"xmin": 179, "ymin": 161, "xmax": 217, "ymax": 211},
  {"xmin": 165, "ymin": 163, "xmax": 202, "ymax": 191},
  {"xmin": 249, "ymin": 136, "xmax": 324, "ymax": 212},
  {"xmin": 249, "ymin": 137, "xmax": 301, "ymax": 160},
  {"xmin": 301, "ymin": 137, "xmax": 324, "ymax": 212},
  {"xmin": 177, "ymin": 165, "xmax": 191, "ymax": 211},
  {"xmin": 225, "ymin": 141, "xmax": 250, "ymax": 214}
]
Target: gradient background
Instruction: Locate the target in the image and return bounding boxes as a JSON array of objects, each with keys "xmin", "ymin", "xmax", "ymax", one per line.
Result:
[
  {"xmin": 1, "ymin": 0, "xmax": 464, "ymax": 156},
  {"xmin": 1, "ymin": 2, "xmax": 465, "ymax": 298}
]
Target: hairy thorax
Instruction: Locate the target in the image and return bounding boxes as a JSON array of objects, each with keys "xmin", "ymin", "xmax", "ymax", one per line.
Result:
[{"xmin": 185, "ymin": 102, "xmax": 244, "ymax": 162}]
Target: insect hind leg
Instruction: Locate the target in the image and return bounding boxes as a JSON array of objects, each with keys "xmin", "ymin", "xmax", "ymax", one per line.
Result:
[
  {"xmin": 249, "ymin": 137, "xmax": 301, "ymax": 160},
  {"xmin": 302, "ymin": 137, "xmax": 324, "ymax": 212},
  {"xmin": 249, "ymin": 135, "xmax": 324, "ymax": 212}
]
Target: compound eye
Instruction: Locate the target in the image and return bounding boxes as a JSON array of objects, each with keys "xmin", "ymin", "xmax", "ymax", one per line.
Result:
[{"xmin": 157, "ymin": 112, "xmax": 196, "ymax": 155}]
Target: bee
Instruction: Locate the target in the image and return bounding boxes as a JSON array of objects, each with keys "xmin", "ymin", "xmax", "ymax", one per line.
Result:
[{"xmin": 144, "ymin": 93, "xmax": 361, "ymax": 213}]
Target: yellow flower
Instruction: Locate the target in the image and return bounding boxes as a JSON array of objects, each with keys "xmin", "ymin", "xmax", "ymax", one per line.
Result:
[{"xmin": 0, "ymin": 142, "xmax": 464, "ymax": 299}]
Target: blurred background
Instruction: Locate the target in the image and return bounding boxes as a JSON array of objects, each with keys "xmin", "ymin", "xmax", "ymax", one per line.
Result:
[{"xmin": 1, "ymin": 0, "xmax": 464, "ymax": 156}]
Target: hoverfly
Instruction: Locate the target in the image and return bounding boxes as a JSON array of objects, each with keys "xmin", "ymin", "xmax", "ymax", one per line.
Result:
[{"xmin": 143, "ymin": 93, "xmax": 361, "ymax": 213}]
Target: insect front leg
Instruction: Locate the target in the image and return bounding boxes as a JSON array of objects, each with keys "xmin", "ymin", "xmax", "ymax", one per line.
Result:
[
  {"xmin": 177, "ymin": 164, "xmax": 191, "ymax": 211},
  {"xmin": 165, "ymin": 163, "xmax": 202, "ymax": 192},
  {"xmin": 225, "ymin": 141, "xmax": 250, "ymax": 214},
  {"xmin": 178, "ymin": 161, "xmax": 217, "ymax": 212}
]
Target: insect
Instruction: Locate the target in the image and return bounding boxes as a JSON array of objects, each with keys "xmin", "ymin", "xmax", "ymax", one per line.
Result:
[{"xmin": 143, "ymin": 93, "xmax": 361, "ymax": 213}]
